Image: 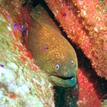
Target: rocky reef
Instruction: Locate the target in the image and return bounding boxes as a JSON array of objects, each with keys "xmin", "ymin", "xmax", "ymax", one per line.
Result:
[{"xmin": 0, "ymin": 0, "xmax": 107, "ymax": 107}]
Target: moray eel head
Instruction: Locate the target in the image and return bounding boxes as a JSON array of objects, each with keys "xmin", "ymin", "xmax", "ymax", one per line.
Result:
[{"xmin": 44, "ymin": 46, "xmax": 78, "ymax": 88}]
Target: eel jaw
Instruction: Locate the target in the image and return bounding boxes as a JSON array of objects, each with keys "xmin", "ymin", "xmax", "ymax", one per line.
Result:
[{"xmin": 48, "ymin": 75, "xmax": 77, "ymax": 88}]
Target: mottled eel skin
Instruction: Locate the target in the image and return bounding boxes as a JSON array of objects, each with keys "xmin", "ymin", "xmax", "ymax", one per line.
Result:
[{"xmin": 28, "ymin": 5, "xmax": 78, "ymax": 87}]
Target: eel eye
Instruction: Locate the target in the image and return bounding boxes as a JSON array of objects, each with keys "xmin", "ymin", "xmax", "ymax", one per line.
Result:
[
  {"xmin": 70, "ymin": 60, "xmax": 74, "ymax": 65},
  {"xmin": 55, "ymin": 64, "xmax": 60, "ymax": 70}
]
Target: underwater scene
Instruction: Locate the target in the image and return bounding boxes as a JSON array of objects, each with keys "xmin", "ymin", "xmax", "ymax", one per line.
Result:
[{"xmin": 0, "ymin": 0, "xmax": 107, "ymax": 107}]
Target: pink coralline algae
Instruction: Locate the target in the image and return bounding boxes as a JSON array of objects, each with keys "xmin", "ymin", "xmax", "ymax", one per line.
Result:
[{"xmin": 77, "ymin": 68, "xmax": 101, "ymax": 107}]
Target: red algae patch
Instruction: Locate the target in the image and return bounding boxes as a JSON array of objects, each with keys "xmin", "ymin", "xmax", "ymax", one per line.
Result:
[{"xmin": 77, "ymin": 68, "xmax": 101, "ymax": 107}]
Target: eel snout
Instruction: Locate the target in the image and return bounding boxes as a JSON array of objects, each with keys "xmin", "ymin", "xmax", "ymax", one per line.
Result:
[{"xmin": 48, "ymin": 74, "xmax": 77, "ymax": 88}]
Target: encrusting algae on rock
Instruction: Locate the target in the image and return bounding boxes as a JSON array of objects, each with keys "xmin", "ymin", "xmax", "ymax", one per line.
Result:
[
  {"xmin": 72, "ymin": 0, "xmax": 107, "ymax": 79},
  {"xmin": 0, "ymin": 2, "xmax": 55, "ymax": 107},
  {"xmin": 28, "ymin": 4, "xmax": 78, "ymax": 88}
]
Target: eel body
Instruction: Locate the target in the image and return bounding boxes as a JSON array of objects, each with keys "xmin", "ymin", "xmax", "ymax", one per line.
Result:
[{"xmin": 28, "ymin": 5, "xmax": 78, "ymax": 87}]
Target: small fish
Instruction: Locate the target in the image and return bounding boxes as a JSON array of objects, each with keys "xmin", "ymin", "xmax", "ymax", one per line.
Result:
[{"xmin": 28, "ymin": 5, "xmax": 78, "ymax": 87}]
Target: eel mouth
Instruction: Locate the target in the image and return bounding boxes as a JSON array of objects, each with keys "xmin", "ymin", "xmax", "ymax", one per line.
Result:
[
  {"xmin": 51, "ymin": 74, "xmax": 75, "ymax": 80},
  {"xmin": 55, "ymin": 75, "xmax": 74, "ymax": 80},
  {"xmin": 49, "ymin": 75, "xmax": 77, "ymax": 87}
]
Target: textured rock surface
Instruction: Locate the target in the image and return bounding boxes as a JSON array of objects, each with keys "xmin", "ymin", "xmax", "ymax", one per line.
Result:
[
  {"xmin": 72, "ymin": 0, "xmax": 107, "ymax": 79},
  {"xmin": 0, "ymin": 3, "xmax": 54, "ymax": 107}
]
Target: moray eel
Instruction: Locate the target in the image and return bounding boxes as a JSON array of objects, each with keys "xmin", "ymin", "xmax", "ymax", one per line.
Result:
[{"xmin": 28, "ymin": 5, "xmax": 78, "ymax": 87}]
